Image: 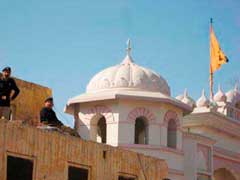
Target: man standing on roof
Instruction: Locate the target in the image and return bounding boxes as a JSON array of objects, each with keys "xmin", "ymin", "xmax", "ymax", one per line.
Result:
[
  {"xmin": 0, "ymin": 67, "xmax": 20, "ymax": 120},
  {"xmin": 40, "ymin": 97, "xmax": 63, "ymax": 127}
]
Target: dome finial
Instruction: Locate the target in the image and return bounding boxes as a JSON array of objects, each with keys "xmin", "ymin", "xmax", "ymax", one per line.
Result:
[
  {"xmin": 202, "ymin": 89, "xmax": 205, "ymax": 96},
  {"xmin": 122, "ymin": 39, "xmax": 134, "ymax": 64},
  {"xmin": 234, "ymin": 82, "xmax": 239, "ymax": 91},
  {"xmin": 184, "ymin": 88, "xmax": 188, "ymax": 97},
  {"xmin": 126, "ymin": 39, "xmax": 131, "ymax": 56},
  {"xmin": 218, "ymin": 84, "xmax": 222, "ymax": 92}
]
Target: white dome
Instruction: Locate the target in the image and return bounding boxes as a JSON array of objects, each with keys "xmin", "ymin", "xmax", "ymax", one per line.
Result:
[
  {"xmin": 176, "ymin": 89, "xmax": 195, "ymax": 108},
  {"xmin": 214, "ymin": 85, "xmax": 226, "ymax": 102},
  {"xmin": 176, "ymin": 94, "xmax": 184, "ymax": 101},
  {"xmin": 226, "ymin": 84, "xmax": 240, "ymax": 105},
  {"xmin": 86, "ymin": 41, "xmax": 170, "ymax": 95},
  {"xmin": 196, "ymin": 89, "xmax": 210, "ymax": 107}
]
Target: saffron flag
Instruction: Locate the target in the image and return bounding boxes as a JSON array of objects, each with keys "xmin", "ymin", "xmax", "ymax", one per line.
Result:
[
  {"xmin": 209, "ymin": 20, "xmax": 229, "ymax": 100},
  {"xmin": 210, "ymin": 25, "xmax": 229, "ymax": 74}
]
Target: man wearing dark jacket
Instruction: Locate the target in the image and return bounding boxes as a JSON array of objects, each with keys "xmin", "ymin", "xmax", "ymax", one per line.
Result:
[
  {"xmin": 0, "ymin": 67, "xmax": 20, "ymax": 120},
  {"xmin": 40, "ymin": 97, "xmax": 63, "ymax": 127}
]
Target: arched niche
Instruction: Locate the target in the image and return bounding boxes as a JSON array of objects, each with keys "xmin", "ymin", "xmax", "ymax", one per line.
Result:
[
  {"xmin": 90, "ymin": 114, "xmax": 107, "ymax": 143},
  {"xmin": 134, "ymin": 116, "xmax": 149, "ymax": 144},
  {"xmin": 214, "ymin": 168, "xmax": 237, "ymax": 180},
  {"xmin": 163, "ymin": 110, "xmax": 180, "ymax": 149},
  {"xmin": 127, "ymin": 107, "xmax": 156, "ymax": 123},
  {"xmin": 83, "ymin": 105, "xmax": 114, "ymax": 124},
  {"xmin": 167, "ymin": 119, "xmax": 177, "ymax": 148}
]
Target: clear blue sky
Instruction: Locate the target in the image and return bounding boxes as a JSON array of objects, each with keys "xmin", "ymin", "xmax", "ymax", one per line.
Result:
[{"xmin": 0, "ymin": 0, "xmax": 240, "ymax": 126}]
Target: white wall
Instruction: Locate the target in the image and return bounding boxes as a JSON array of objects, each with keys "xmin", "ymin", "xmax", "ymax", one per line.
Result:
[
  {"xmin": 73, "ymin": 98, "xmax": 188, "ymax": 180},
  {"xmin": 190, "ymin": 127, "xmax": 240, "ymax": 153},
  {"xmin": 124, "ymin": 147, "xmax": 185, "ymax": 180},
  {"xmin": 118, "ymin": 99, "xmax": 183, "ymax": 147},
  {"xmin": 183, "ymin": 137, "xmax": 197, "ymax": 180}
]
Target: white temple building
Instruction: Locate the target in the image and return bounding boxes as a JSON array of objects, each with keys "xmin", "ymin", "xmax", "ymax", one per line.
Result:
[{"xmin": 65, "ymin": 40, "xmax": 240, "ymax": 180}]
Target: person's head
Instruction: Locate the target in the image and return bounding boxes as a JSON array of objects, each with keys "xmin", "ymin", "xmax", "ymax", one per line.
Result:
[
  {"xmin": 44, "ymin": 97, "xmax": 54, "ymax": 109},
  {"xmin": 2, "ymin": 67, "xmax": 11, "ymax": 79}
]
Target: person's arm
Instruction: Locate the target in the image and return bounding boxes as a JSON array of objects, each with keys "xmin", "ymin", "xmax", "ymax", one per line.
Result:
[
  {"xmin": 52, "ymin": 111, "xmax": 63, "ymax": 126},
  {"xmin": 11, "ymin": 79, "xmax": 20, "ymax": 100}
]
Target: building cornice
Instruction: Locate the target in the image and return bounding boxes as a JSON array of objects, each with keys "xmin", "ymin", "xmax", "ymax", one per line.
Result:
[
  {"xmin": 183, "ymin": 132, "xmax": 216, "ymax": 145},
  {"xmin": 213, "ymin": 146, "xmax": 240, "ymax": 163},
  {"xmin": 183, "ymin": 111, "xmax": 240, "ymax": 138},
  {"xmin": 65, "ymin": 90, "xmax": 192, "ymax": 115},
  {"xmin": 119, "ymin": 144, "xmax": 184, "ymax": 156}
]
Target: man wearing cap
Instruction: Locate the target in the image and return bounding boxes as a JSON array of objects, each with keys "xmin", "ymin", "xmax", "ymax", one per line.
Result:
[
  {"xmin": 40, "ymin": 97, "xmax": 63, "ymax": 127},
  {"xmin": 0, "ymin": 67, "xmax": 20, "ymax": 120}
]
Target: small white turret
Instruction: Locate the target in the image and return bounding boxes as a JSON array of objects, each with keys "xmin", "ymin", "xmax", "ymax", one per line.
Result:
[
  {"xmin": 196, "ymin": 89, "xmax": 210, "ymax": 107},
  {"xmin": 214, "ymin": 84, "xmax": 227, "ymax": 102},
  {"xmin": 226, "ymin": 83, "xmax": 240, "ymax": 105},
  {"xmin": 176, "ymin": 89, "xmax": 196, "ymax": 108}
]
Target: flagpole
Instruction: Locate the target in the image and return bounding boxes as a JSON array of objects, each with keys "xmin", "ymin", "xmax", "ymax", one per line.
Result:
[{"xmin": 210, "ymin": 18, "xmax": 214, "ymax": 101}]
